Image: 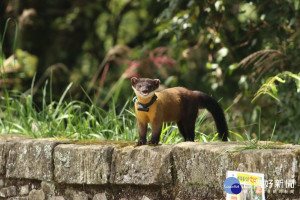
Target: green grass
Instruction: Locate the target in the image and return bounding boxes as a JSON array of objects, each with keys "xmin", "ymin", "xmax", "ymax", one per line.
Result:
[
  {"xmin": 2, "ymin": 75, "xmax": 284, "ymax": 147},
  {"xmin": 0, "ymin": 84, "xmax": 137, "ymax": 141},
  {"xmin": 2, "ymin": 75, "xmax": 290, "ymax": 147},
  {"xmin": 0, "ymin": 74, "xmax": 230, "ymax": 143}
]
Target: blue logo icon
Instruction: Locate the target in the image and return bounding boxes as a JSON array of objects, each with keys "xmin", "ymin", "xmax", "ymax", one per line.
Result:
[{"xmin": 223, "ymin": 177, "xmax": 242, "ymax": 194}]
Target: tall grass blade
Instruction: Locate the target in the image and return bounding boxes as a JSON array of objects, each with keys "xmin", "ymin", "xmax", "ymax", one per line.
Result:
[
  {"xmin": 53, "ymin": 82, "xmax": 73, "ymax": 118},
  {"xmin": 1, "ymin": 18, "xmax": 18, "ymax": 54}
]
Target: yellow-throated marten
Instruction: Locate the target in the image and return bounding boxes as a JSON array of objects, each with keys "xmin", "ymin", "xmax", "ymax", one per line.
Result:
[{"xmin": 131, "ymin": 77, "xmax": 228, "ymax": 145}]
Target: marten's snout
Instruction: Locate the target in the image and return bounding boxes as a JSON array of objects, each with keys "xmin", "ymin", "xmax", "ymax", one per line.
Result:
[
  {"xmin": 142, "ymin": 89, "xmax": 148, "ymax": 94},
  {"xmin": 141, "ymin": 88, "xmax": 149, "ymax": 96}
]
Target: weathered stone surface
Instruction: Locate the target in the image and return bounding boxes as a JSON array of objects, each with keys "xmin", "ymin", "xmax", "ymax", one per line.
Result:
[
  {"xmin": 7, "ymin": 186, "xmax": 17, "ymax": 197},
  {"xmin": 172, "ymin": 142, "xmax": 235, "ymax": 198},
  {"xmin": 6, "ymin": 139, "xmax": 66, "ymax": 181},
  {"xmin": 0, "ymin": 135, "xmax": 32, "ymax": 175},
  {"xmin": 54, "ymin": 144, "xmax": 114, "ymax": 184},
  {"xmin": 0, "ymin": 141, "xmax": 8, "ymax": 175},
  {"xmin": 48, "ymin": 196, "xmax": 65, "ymax": 200},
  {"xmin": 0, "ymin": 135, "xmax": 26, "ymax": 174},
  {"xmin": 172, "ymin": 142, "xmax": 300, "ymax": 199},
  {"xmin": 0, "ymin": 186, "xmax": 17, "ymax": 197},
  {"xmin": 73, "ymin": 191, "xmax": 88, "ymax": 200},
  {"xmin": 41, "ymin": 181, "xmax": 55, "ymax": 197},
  {"xmin": 19, "ymin": 185, "xmax": 29, "ymax": 196},
  {"xmin": 28, "ymin": 189, "xmax": 45, "ymax": 200},
  {"xmin": 141, "ymin": 195, "xmax": 152, "ymax": 200},
  {"xmin": 93, "ymin": 193, "xmax": 107, "ymax": 200},
  {"xmin": 7, "ymin": 197, "xmax": 29, "ymax": 200},
  {"xmin": 235, "ymin": 148, "xmax": 299, "ymax": 181},
  {"xmin": 0, "ymin": 179, "xmax": 4, "ymax": 188},
  {"xmin": 0, "ymin": 135, "xmax": 299, "ymax": 199},
  {"xmin": 110, "ymin": 144, "xmax": 173, "ymax": 185},
  {"xmin": 65, "ymin": 189, "xmax": 88, "ymax": 200}
]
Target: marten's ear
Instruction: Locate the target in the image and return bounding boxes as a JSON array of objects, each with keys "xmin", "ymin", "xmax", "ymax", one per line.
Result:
[
  {"xmin": 153, "ymin": 79, "xmax": 160, "ymax": 89},
  {"xmin": 131, "ymin": 77, "xmax": 139, "ymax": 87}
]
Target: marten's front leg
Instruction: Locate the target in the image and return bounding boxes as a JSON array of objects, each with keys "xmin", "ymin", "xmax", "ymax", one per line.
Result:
[
  {"xmin": 148, "ymin": 121, "xmax": 162, "ymax": 145},
  {"xmin": 137, "ymin": 121, "xmax": 147, "ymax": 146}
]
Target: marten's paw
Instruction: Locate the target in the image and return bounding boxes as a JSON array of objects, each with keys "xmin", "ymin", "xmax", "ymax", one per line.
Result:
[
  {"xmin": 136, "ymin": 140, "xmax": 146, "ymax": 146},
  {"xmin": 184, "ymin": 138, "xmax": 194, "ymax": 142},
  {"xmin": 147, "ymin": 140, "xmax": 159, "ymax": 145}
]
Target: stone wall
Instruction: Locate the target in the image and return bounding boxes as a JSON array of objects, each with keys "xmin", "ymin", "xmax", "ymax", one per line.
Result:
[{"xmin": 0, "ymin": 134, "xmax": 299, "ymax": 200}]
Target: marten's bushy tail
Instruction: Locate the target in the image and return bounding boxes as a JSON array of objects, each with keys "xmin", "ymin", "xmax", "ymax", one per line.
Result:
[{"xmin": 194, "ymin": 91, "xmax": 228, "ymax": 141}]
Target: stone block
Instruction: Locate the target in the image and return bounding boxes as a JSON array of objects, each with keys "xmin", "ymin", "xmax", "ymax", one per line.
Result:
[
  {"xmin": 93, "ymin": 193, "xmax": 107, "ymax": 200},
  {"xmin": 0, "ymin": 135, "xmax": 32, "ymax": 175},
  {"xmin": 41, "ymin": 181, "xmax": 55, "ymax": 197},
  {"xmin": 54, "ymin": 144, "xmax": 114, "ymax": 184},
  {"xmin": 172, "ymin": 142, "xmax": 234, "ymax": 198},
  {"xmin": 234, "ymin": 148, "xmax": 299, "ymax": 182},
  {"xmin": 73, "ymin": 191, "xmax": 88, "ymax": 200},
  {"xmin": 141, "ymin": 196, "xmax": 152, "ymax": 200},
  {"xmin": 110, "ymin": 145, "xmax": 173, "ymax": 185},
  {"xmin": 6, "ymin": 139, "xmax": 66, "ymax": 181},
  {"xmin": 19, "ymin": 185, "xmax": 29, "ymax": 196},
  {"xmin": 0, "ymin": 186, "xmax": 17, "ymax": 198},
  {"xmin": 28, "ymin": 189, "xmax": 45, "ymax": 200},
  {"xmin": 65, "ymin": 189, "xmax": 88, "ymax": 200}
]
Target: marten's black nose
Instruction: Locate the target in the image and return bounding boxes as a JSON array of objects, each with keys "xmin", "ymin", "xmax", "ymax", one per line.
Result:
[{"xmin": 142, "ymin": 89, "xmax": 148, "ymax": 93}]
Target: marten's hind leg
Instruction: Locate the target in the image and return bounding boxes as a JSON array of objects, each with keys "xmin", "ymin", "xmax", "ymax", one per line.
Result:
[
  {"xmin": 185, "ymin": 119, "xmax": 196, "ymax": 141},
  {"xmin": 177, "ymin": 119, "xmax": 196, "ymax": 141},
  {"xmin": 179, "ymin": 104, "xmax": 198, "ymax": 141},
  {"xmin": 177, "ymin": 121, "xmax": 188, "ymax": 140}
]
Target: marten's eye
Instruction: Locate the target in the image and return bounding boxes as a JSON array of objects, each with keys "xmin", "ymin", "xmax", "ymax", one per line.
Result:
[
  {"xmin": 148, "ymin": 86, "xmax": 153, "ymax": 90},
  {"xmin": 146, "ymin": 85, "xmax": 153, "ymax": 90}
]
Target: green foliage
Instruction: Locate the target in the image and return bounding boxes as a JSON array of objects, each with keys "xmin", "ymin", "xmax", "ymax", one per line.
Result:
[{"xmin": 252, "ymin": 71, "xmax": 300, "ymax": 103}]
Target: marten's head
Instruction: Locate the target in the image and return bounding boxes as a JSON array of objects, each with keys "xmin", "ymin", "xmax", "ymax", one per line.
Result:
[{"xmin": 131, "ymin": 77, "xmax": 160, "ymax": 99}]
